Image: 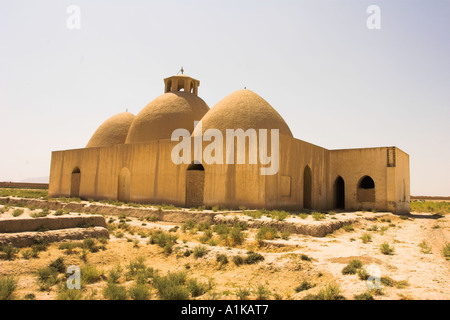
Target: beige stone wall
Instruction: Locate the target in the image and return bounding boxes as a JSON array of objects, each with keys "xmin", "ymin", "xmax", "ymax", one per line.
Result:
[
  {"xmin": 49, "ymin": 136, "xmax": 409, "ymax": 213},
  {"xmin": 329, "ymin": 147, "xmax": 410, "ymax": 213}
]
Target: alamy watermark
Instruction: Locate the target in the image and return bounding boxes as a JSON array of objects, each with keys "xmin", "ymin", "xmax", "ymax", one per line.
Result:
[{"xmin": 171, "ymin": 122, "xmax": 279, "ymax": 175}]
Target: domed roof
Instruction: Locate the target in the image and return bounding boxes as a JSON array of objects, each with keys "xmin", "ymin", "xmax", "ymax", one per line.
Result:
[
  {"xmin": 86, "ymin": 112, "xmax": 135, "ymax": 148},
  {"xmin": 125, "ymin": 91, "xmax": 209, "ymax": 144},
  {"xmin": 192, "ymin": 89, "xmax": 292, "ymax": 137}
]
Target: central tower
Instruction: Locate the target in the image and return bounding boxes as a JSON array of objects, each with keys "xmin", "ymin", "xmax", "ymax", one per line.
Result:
[{"xmin": 164, "ymin": 73, "xmax": 200, "ymax": 95}]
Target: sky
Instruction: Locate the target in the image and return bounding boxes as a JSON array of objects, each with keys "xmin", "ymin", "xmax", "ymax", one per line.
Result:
[{"xmin": 0, "ymin": 0, "xmax": 449, "ymax": 196}]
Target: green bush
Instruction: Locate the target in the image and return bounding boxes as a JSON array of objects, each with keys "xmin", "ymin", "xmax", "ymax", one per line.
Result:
[
  {"xmin": 443, "ymin": 243, "xmax": 450, "ymax": 260},
  {"xmin": 103, "ymin": 282, "xmax": 128, "ymax": 300},
  {"xmin": 245, "ymin": 252, "xmax": 264, "ymax": 264},
  {"xmin": 187, "ymin": 279, "xmax": 208, "ymax": 297},
  {"xmin": 232, "ymin": 255, "xmax": 244, "ymax": 266},
  {"xmin": 380, "ymin": 242, "xmax": 395, "ymax": 255},
  {"xmin": 1, "ymin": 244, "xmax": 19, "ymax": 260},
  {"xmin": 149, "ymin": 231, "xmax": 178, "ymax": 248},
  {"xmin": 12, "ymin": 208, "xmax": 24, "ymax": 217},
  {"xmin": 0, "ymin": 276, "xmax": 18, "ymax": 300},
  {"xmin": 213, "ymin": 223, "xmax": 229, "ymax": 235},
  {"xmin": 354, "ymin": 291, "xmax": 374, "ymax": 300},
  {"xmin": 235, "ymin": 287, "xmax": 251, "ymax": 300},
  {"xmin": 295, "ymin": 280, "xmax": 314, "ymax": 292},
  {"xmin": 342, "ymin": 259, "xmax": 363, "ymax": 275},
  {"xmin": 193, "ymin": 246, "xmax": 208, "ymax": 258},
  {"xmin": 361, "ymin": 233, "xmax": 372, "ymax": 243},
  {"xmin": 303, "ymin": 283, "xmax": 346, "ymax": 300},
  {"xmin": 256, "ymin": 225, "xmax": 278, "ymax": 244},
  {"xmin": 128, "ymin": 283, "xmax": 151, "ymax": 300},
  {"xmin": 153, "ymin": 271, "xmax": 189, "ymax": 300},
  {"xmin": 419, "ymin": 240, "xmax": 432, "ymax": 254},
  {"xmin": 216, "ymin": 254, "xmax": 228, "ymax": 265},
  {"xmin": 81, "ymin": 264, "xmax": 103, "ymax": 284},
  {"xmin": 107, "ymin": 264, "xmax": 123, "ymax": 283}
]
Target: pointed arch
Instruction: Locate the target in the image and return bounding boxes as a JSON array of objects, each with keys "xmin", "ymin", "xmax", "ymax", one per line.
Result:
[{"xmin": 303, "ymin": 165, "xmax": 312, "ymax": 209}]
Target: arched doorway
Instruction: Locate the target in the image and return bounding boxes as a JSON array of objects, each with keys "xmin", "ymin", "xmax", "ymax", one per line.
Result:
[
  {"xmin": 334, "ymin": 176, "xmax": 345, "ymax": 209},
  {"xmin": 70, "ymin": 167, "xmax": 81, "ymax": 198},
  {"xmin": 185, "ymin": 163, "xmax": 205, "ymax": 208},
  {"xmin": 303, "ymin": 165, "xmax": 312, "ymax": 209},
  {"xmin": 118, "ymin": 168, "xmax": 131, "ymax": 202}
]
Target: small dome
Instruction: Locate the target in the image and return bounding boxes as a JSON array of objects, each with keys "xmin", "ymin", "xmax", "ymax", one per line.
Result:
[
  {"xmin": 193, "ymin": 89, "xmax": 292, "ymax": 137},
  {"xmin": 125, "ymin": 91, "xmax": 209, "ymax": 144},
  {"xmin": 86, "ymin": 112, "xmax": 135, "ymax": 148}
]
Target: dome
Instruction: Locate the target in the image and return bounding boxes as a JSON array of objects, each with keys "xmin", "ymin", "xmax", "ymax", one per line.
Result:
[
  {"xmin": 86, "ymin": 112, "xmax": 135, "ymax": 148},
  {"xmin": 192, "ymin": 89, "xmax": 292, "ymax": 137},
  {"xmin": 125, "ymin": 91, "xmax": 209, "ymax": 144}
]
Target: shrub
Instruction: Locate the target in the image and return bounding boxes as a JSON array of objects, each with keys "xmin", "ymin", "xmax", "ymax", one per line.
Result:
[
  {"xmin": 127, "ymin": 256, "xmax": 147, "ymax": 278},
  {"xmin": 59, "ymin": 241, "xmax": 83, "ymax": 255},
  {"xmin": 299, "ymin": 213, "xmax": 308, "ymax": 219},
  {"xmin": 380, "ymin": 243, "xmax": 395, "ymax": 255},
  {"xmin": 213, "ymin": 223, "xmax": 229, "ymax": 235},
  {"xmin": 49, "ymin": 257, "xmax": 66, "ymax": 273},
  {"xmin": 128, "ymin": 283, "xmax": 151, "ymax": 300},
  {"xmin": 153, "ymin": 271, "xmax": 189, "ymax": 300},
  {"xmin": 354, "ymin": 291, "xmax": 374, "ymax": 300},
  {"xmin": 254, "ymin": 284, "xmax": 271, "ymax": 300},
  {"xmin": 304, "ymin": 283, "xmax": 345, "ymax": 300},
  {"xmin": 182, "ymin": 219, "xmax": 196, "ymax": 231},
  {"xmin": 193, "ymin": 246, "xmax": 208, "ymax": 258},
  {"xmin": 12, "ymin": 208, "xmax": 24, "ymax": 217},
  {"xmin": 256, "ymin": 225, "xmax": 278, "ymax": 244},
  {"xmin": 312, "ymin": 212, "xmax": 326, "ymax": 221},
  {"xmin": 295, "ymin": 280, "xmax": 314, "ymax": 292},
  {"xmin": 233, "ymin": 255, "xmax": 244, "ymax": 266},
  {"xmin": 236, "ymin": 287, "xmax": 251, "ymax": 300},
  {"xmin": 270, "ymin": 210, "xmax": 289, "ymax": 221},
  {"xmin": 1, "ymin": 244, "xmax": 19, "ymax": 260},
  {"xmin": 419, "ymin": 240, "xmax": 432, "ymax": 254},
  {"xmin": 300, "ymin": 254, "xmax": 311, "ymax": 261},
  {"xmin": 103, "ymin": 282, "xmax": 128, "ymax": 300},
  {"xmin": 245, "ymin": 252, "xmax": 264, "ymax": 264},
  {"xmin": 57, "ymin": 286, "xmax": 83, "ymax": 300},
  {"xmin": 197, "ymin": 222, "xmax": 210, "ymax": 231},
  {"xmin": 81, "ymin": 264, "xmax": 103, "ymax": 284},
  {"xmin": 342, "ymin": 224, "xmax": 354, "ymax": 232},
  {"xmin": 149, "ymin": 231, "xmax": 178, "ymax": 248},
  {"xmin": 216, "ymin": 254, "xmax": 228, "ymax": 265},
  {"xmin": 0, "ymin": 276, "xmax": 18, "ymax": 300},
  {"xmin": 229, "ymin": 226, "xmax": 245, "ymax": 246},
  {"xmin": 187, "ymin": 279, "xmax": 208, "ymax": 297},
  {"xmin": 54, "ymin": 209, "xmax": 65, "ymax": 216},
  {"xmin": 37, "ymin": 267, "xmax": 59, "ymax": 290},
  {"xmin": 361, "ymin": 233, "xmax": 372, "ymax": 243},
  {"xmin": 443, "ymin": 243, "xmax": 450, "ymax": 260},
  {"xmin": 342, "ymin": 259, "xmax": 363, "ymax": 275},
  {"xmin": 107, "ymin": 264, "xmax": 123, "ymax": 283}
]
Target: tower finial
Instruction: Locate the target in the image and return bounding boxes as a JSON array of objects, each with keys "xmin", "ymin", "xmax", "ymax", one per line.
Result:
[{"xmin": 179, "ymin": 66, "xmax": 184, "ymax": 74}]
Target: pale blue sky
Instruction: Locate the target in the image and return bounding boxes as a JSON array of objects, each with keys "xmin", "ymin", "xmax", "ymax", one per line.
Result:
[{"xmin": 0, "ymin": 0, "xmax": 449, "ymax": 195}]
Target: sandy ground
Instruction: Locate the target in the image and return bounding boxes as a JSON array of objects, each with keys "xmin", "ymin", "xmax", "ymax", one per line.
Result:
[{"xmin": 0, "ymin": 204, "xmax": 449, "ymax": 300}]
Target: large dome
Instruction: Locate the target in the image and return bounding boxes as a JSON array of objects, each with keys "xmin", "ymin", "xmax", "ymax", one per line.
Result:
[
  {"xmin": 86, "ymin": 112, "xmax": 135, "ymax": 148},
  {"xmin": 192, "ymin": 89, "xmax": 292, "ymax": 137},
  {"xmin": 125, "ymin": 91, "xmax": 209, "ymax": 144}
]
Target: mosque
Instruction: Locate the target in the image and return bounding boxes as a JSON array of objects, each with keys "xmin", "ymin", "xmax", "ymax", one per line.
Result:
[{"xmin": 49, "ymin": 72, "xmax": 410, "ymax": 213}]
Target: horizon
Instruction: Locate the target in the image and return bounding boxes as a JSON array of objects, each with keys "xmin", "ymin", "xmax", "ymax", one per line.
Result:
[{"xmin": 1, "ymin": 0, "xmax": 449, "ymax": 196}]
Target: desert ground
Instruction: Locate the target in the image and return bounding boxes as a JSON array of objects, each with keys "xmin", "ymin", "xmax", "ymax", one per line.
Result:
[{"xmin": 0, "ymin": 189, "xmax": 449, "ymax": 300}]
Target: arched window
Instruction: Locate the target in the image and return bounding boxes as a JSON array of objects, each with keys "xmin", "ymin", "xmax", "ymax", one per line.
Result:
[
  {"xmin": 357, "ymin": 175, "xmax": 375, "ymax": 202},
  {"xmin": 359, "ymin": 176, "xmax": 375, "ymax": 189}
]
